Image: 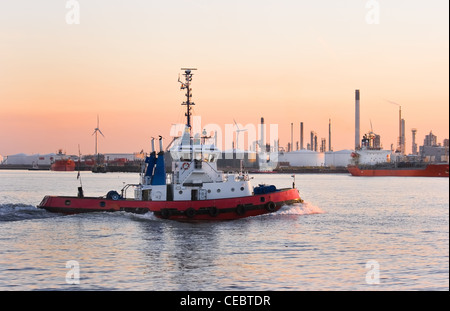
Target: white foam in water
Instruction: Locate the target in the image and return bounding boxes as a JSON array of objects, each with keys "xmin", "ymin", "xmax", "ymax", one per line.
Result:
[
  {"xmin": 129, "ymin": 202, "xmax": 324, "ymax": 221},
  {"xmin": 273, "ymin": 202, "xmax": 324, "ymax": 216},
  {"xmin": 0, "ymin": 203, "xmax": 54, "ymax": 222},
  {"xmin": 130, "ymin": 211, "xmax": 160, "ymax": 221}
]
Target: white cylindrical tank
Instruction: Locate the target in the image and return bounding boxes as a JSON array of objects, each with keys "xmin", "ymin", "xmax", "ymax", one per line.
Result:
[
  {"xmin": 3, "ymin": 153, "xmax": 31, "ymax": 165},
  {"xmin": 3, "ymin": 153, "xmax": 55, "ymax": 165},
  {"xmin": 279, "ymin": 150, "xmax": 324, "ymax": 167},
  {"xmin": 325, "ymin": 150, "xmax": 353, "ymax": 167}
]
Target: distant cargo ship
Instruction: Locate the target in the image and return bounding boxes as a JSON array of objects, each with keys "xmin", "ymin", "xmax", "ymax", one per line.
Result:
[
  {"xmin": 50, "ymin": 150, "xmax": 76, "ymax": 171},
  {"xmin": 348, "ymin": 134, "xmax": 449, "ymax": 177},
  {"xmin": 51, "ymin": 159, "xmax": 76, "ymax": 171},
  {"xmin": 347, "ymin": 163, "xmax": 449, "ymax": 177}
]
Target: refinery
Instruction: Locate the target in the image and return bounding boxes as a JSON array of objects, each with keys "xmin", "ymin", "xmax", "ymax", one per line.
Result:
[{"xmin": 1, "ymin": 90, "xmax": 448, "ymax": 173}]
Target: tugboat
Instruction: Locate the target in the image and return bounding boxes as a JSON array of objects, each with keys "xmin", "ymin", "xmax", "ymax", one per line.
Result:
[{"xmin": 38, "ymin": 69, "xmax": 303, "ymax": 221}]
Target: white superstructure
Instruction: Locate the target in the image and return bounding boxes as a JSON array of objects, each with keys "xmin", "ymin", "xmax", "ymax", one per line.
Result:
[{"xmin": 134, "ymin": 69, "xmax": 254, "ymax": 202}]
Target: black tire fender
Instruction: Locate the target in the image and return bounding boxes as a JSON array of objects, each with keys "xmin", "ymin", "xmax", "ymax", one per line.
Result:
[
  {"xmin": 209, "ymin": 206, "xmax": 219, "ymax": 217},
  {"xmin": 236, "ymin": 204, "xmax": 246, "ymax": 215},
  {"xmin": 266, "ymin": 201, "xmax": 276, "ymax": 212},
  {"xmin": 161, "ymin": 208, "xmax": 171, "ymax": 219},
  {"xmin": 185, "ymin": 207, "xmax": 196, "ymax": 218}
]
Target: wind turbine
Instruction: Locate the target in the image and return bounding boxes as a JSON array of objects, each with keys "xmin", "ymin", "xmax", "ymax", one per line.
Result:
[
  {"xmin": 92, "ymin": 115, "xmax": 105, "ymax": 158},
  {"xmin": 234, "ymin": 119, "xmax": 247, "ymax": 151}
]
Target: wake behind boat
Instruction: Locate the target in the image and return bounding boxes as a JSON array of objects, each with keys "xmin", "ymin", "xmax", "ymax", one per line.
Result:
[{"xmin": 38, "ymin": 69, "xmax": 303, "ymax": 221}]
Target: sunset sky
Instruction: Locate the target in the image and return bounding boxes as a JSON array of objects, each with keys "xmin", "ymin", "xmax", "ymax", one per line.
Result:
[{"xmin": 0, "ymin": 0, "xmax": 448, "ymax": 156}]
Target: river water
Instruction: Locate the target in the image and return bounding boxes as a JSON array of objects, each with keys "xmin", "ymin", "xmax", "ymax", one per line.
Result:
[{"xmin": 0, "ymin": 170, "xmax": 448, "ymax": 291}]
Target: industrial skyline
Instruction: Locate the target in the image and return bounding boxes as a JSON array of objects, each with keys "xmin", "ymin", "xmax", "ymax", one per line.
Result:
[{"xmin": 0, "ymin": 1, "xmax": 448, "ymax": 156}]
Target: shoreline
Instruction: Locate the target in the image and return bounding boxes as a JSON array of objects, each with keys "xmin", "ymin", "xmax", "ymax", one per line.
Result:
[{"xmin": 0, "ymin": 164, "xmax": 349, "ymax": 174}]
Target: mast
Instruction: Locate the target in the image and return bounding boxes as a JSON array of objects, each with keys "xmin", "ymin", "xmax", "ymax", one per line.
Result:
[{"xmin": 178, "ymin": 68, "xmax": 197, "ymax": 132}]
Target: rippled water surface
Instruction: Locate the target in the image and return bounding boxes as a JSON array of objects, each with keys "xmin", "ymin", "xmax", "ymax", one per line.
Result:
[{"xmin": 0, "ymin": 170, "xmax": 448, "ymax": 290}]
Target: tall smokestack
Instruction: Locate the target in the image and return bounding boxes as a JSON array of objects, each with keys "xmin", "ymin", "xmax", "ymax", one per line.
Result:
[
  {"xmin": 314, "ymin": 133, "xmax": 318, "ymax": 152},
  {"xmin": 411, "ymin": 128, "xmax": 417, "ymax": 155},
  {"xmin": 290, "ymin": 123, "xmax": 293, "ymax": 152},
  {"xmin": 399, "ymin": 107, "xmax": 401, "ymax": 151},
  {"xmin": 300, "ymin": 122, "xmax": 304, "ymax": 150},
  {"xmin": 396, "ymin": 106, "xmax": 406, "ymax": 154},
  {"xmin": 355, "ymin": 90, "xmax": 360, "ymax": 150},
  {"xmin": 260, "ymin": 117, "xmax": 265, "ymax": 152},
  {"xmin": 328, "ymin": 119, "xmax": 331, "ymax": 152},
  {"xmin": 401, "ymin": 118, "xmax": 405, "ymax": 155}
]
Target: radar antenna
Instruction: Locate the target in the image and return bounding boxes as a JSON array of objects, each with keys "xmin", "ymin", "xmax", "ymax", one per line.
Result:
[{"xmin": 178, "ymin": 68, "xmax": 197, "ymax": 132}]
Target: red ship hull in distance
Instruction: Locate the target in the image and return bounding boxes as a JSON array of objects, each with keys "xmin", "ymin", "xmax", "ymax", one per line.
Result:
[
  {"xmin": 51, "ymin": 159, "xmax": 76, "ymax": 171},
  {"xmin": 347, "ymin": 164, "xmax": 449, "ymax": 177},
  {"xmin": 37, "ymin": 188, "xmax": 302, "ymax": 221}
]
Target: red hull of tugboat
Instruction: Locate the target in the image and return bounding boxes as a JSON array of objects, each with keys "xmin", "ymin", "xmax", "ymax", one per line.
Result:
[
  {"xmin": 37, "ymin": 188, "xmax": 302, "ymax": 221},
  {"xmin": 347, "ymin": 164, "xmax": 449, "ymax": 177}
]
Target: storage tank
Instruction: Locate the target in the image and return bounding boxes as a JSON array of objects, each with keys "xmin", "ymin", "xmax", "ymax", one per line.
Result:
[
  {"xmin": 278, "ymin": 150, "xmax": 324, "ymax": 167},
  {"xmin": 3, "ymin": 153, "xmax": 55, "ymax": 165},
  {"xmin": 325, "ymin": 150, "xmax": 353, "ymax": 167}
]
